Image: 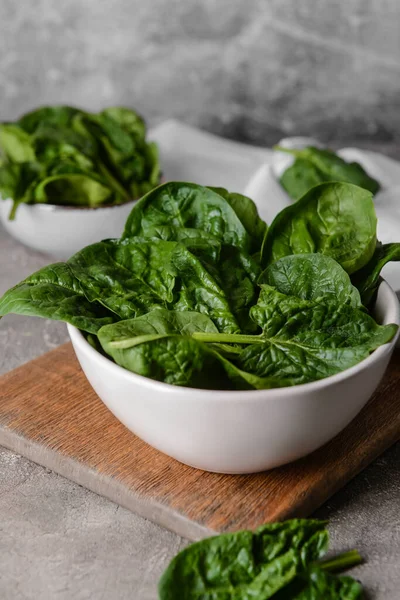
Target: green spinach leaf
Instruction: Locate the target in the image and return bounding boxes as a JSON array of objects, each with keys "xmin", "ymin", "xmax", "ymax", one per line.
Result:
[
  {"xmin": 0, "ymin": 263, "xmax": 115, "ymax": 333},
  {"xmin": 68, "ymin": 238, "xmax": 239, "ymax": 333},
  {"xmin": 276, "ymin": 145, "xmax": 380, "ymax": 200},
  {"xmin": 159, "ymin": 520, "xmax": 330, "ymax": 600},
  {"xmin": 98, "ymin": 310, "xmax": 235, "ymax": 388},
  {"xmin": 352, "ymin": 242, "xmax": 400, "ymax": 306},
  {"xmin": 273, "ymin": 566, "xmax": 363, "ymax": 599},
  {"xmin": 0, "ymin": 124, "xmax": 36, "ymax": 163},
  {"xmin": 0, "ymin": 161, "xmax": 43, "ymax": 219},
  {"xmin": 261, "ymin": 182, "xmax": 377, "ymax": 274},
  {"xmin": 208, "ymin": 186, "xmax": 267, "ymax": 253},
  {"xmin": 18, "ymin": 105, "xmax": 81, "ymax": 134},
  {"xmin": 122, "ymin": 182, "xmax": 251, "ymax": 252},
  {"xmin": 0, "ymin": 105, "xmax": 160, "ymax": 218}
]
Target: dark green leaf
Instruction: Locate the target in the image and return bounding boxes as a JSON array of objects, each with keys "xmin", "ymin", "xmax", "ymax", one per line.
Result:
[
  {"xmin": 278, "ymin": 157, "xmax": 327, "ymax": 202},
  {"xmin": 261, "ymin": 182, "xmax": 377, "ymax": 274},
  {"xmin": 0, "ymin": 263, "xmax": 115, "ymax": 333},
  {"xmin": 208, "ymin": 186, "xmax": 267, "ymax": 253},
  {"xmin": 33, "ymin": 173, "xmax": 115, "ymax": 207},
  {"xmin": 274, "ymin": 566, "xmax": 363, "ymax": 599},
  {"xmin": 259, "ymin": 254, "xmax": 361, "ymax": 307},
  {"xmin": 276, "ymin": 145, "xmax": 380, "ymax": 200},
  {"xmin": 158, "ymin": 520, "xmax": 328, "ymax": 600},
  {"xmin": 68, "ymin": 238, "xmax": 239, "ymax": 333},
  {"xmin": 98, "ymin": 310, "xmax": 235, "ymax": 388},
  {"xmin": 123, "ymin": 182, "xmax": 251, "ymax": 252},
  {"xmin": 0, "ymin": 161, "xmax": 43, "ymax": 219},
  {"xmin": 18, "ymin": 105, "xmax": 80, "ymax": 134},
  {"xmin": 352, "ymin": 242, "xmax": 400, "ymax": 306}
]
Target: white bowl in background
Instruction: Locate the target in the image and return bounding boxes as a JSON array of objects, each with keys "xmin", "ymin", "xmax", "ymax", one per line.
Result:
[
  {"xmin": 67, "ymin": 281, "xmax": 399, "ymax": 474},
  {"xmin": 0, "ymin": 120, "xmax": 272, "ymax": 260},
  {"xmin": 0, "ymin": 198, "xmax": 136, "ymax": 260}
]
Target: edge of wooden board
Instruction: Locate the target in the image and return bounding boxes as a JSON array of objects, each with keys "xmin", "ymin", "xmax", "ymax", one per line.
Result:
[{"xmin": 0, "ymin": 426, "xmax": 215, "ymax": 541}]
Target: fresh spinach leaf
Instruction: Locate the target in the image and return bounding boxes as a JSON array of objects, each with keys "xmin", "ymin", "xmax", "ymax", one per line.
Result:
[
  {"xmin": 141, "ymin": 223, "xmax": 261, "ymax": 333},
  {"xmin": 0, "ymin": 263, "xmax": 115, "ymax": 333},
  {"xmin": 259, "ymin": 253, "xmax": 361, "ymax": 307},
  {"xmin": 98, "ymin": 310, "xmax": 235, "ymax": 388},
  {"xmin": 208, "ymin": 186, "xmax": 267, "ymax": 253},
  {"xmin": 273, "ymin": 566, "xmax": 363, "ymax": 599},
  {"xmin": 0, "ymin": 124, "xmax": 36, "ymax": 163},
  {"xmin": 68, "ymin": 238, "xmax": 239, "ymax": 333},
  {"xmin": 276, "ymin": 145, "xmax": 380, "ymax": 199},
  {"xmin": 352, "ymin": 242, "xmax": 400, "ymax": 306},
  {"xmin": 18, "ymin": 105, "xmax": 81, "ymax": 134},
  {"xmin": 142, "ymin": 225, "xmax": 222, "ymax": 263},
  {"xmin": 122, "ymin": 182, "xmax": 251, "ymax": 252},
  {"xmin": 277, "ymin": 157, "xmax": 326, "ymax": 202},
  {"xmin": 192, "ymin": 255, "xmax": 397, "ymax": 388},
  {"xmin": 32, "ymin": 173, "xmax": 116, "ymax": 207},
  {"xmin": 97, "ymin": 310, "xmax": 268, "ymax": 389},
  {"xmin": 0, "ymin": 161, "xmax": 43, "ymax": 219},
  {"xmin": 0, "ymin": 105, "xmax": 160, "ymax": 218},
  {"xmin": 261, "ymin": 182, "xmax": 377, "ymax": 274},
  {"xmin": 158, "ymin": 519, "xmax": 343, "ymax": 600}
]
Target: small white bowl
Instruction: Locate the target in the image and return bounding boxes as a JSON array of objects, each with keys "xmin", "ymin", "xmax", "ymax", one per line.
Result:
[
  {"xmin": 0, "ymin": 198, "xmax": 136, "ymax": 260},
  {"xmin": 67, "ymin": 281, "xmax": 399, "ymax": 474}
]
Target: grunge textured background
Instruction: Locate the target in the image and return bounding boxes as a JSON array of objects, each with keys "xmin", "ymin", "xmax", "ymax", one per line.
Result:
[{"xmin": 1, "ymin": 0, "xmax": 400, "ymax": 147}]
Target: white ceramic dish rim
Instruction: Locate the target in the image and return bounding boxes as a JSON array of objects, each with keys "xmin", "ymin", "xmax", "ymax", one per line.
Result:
[
  {"xmin": 67, "ymin": 279, "xmax": 400, "ymax": 401},
  {"xmin": 1, "ymin": 197, "xmax": 137, "ymax": 213}
]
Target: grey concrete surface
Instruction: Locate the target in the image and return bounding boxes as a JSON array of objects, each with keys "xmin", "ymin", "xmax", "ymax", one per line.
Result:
[
  {"xmin": 1, "ymin": 0, "xmax": 400, "ymax": 148},
  {"xmin": 0, "ymin": 212, "xmax": 400, "ymax": 598}
]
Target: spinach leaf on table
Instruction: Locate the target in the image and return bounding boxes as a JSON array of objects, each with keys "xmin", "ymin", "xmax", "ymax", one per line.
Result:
[
  {"xmin": 352, "ymin": 242, "xmax": 400, "ymax": 307},
  {"xmin": 261, "ymin": 182, "xmax": 377, "ymax": 274},
  {"xmin": 158, "ymin": 519, "xmax": 362, "ymax": 600},
  {"xmin": 273, "ymin": 567, "xmax": 363, "ymax": 599},
  {"xmin": 276, "ymin": 145, "xmax": 380, "ymax": 200}
]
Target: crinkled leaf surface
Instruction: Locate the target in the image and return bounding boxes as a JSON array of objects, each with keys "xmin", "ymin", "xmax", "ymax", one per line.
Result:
[
  {"xmin": 158, "ymin": 520, "xmax": 328, "ymax": 600},
  {"xmin": 0, "ymin": 263, "xmax": 115, "ymax": 333},
  {"xmin": 123, "ymin": 182, "xmax": 251, "ymax": 251},
  {"xmin": 68, "ymin": 238, "xmax": 239, "ymax": 333},
  {"xmin": 262, "ymin": 182, "xmax": 377, "ymax": 274}
]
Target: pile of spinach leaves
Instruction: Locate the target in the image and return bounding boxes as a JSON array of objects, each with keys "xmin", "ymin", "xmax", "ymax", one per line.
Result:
[
  {"xmin": 0, "ymin": 181, "xmax": 398, "ymax": 390},
  {"xmin": 158, "ymin": 519, "xmax": 364, "ymax": 599},
  {"xmin": 0, "ymin": 105, "xmax": 160, "ymax": 219},
  {"xmin": 275, "ymin": 145, "xmax": 380, "ymax": 200}
]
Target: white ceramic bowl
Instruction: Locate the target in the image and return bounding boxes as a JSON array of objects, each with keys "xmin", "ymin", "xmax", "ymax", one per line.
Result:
[
  {"xmin": 0, "ymin": 198, "xmax": 136, "ymax": 259},
  {"xmin": 67, "ymin": 281, "xmax": 399, "ymax": 474}
]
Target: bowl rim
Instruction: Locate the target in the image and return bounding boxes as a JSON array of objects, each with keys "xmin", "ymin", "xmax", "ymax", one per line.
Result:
[
  {"xmin": 67, "ymin": 279, "xmax": 400, "ymax": 400},
  {"xmin": 0, "ymin": 196, "xmax": 137, "ymax": 213}
]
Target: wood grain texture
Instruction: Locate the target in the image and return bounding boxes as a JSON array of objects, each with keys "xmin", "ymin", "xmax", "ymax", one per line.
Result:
[{"xmin": 1, "ymin": 343, "xmax": 399, "ymax": 541}]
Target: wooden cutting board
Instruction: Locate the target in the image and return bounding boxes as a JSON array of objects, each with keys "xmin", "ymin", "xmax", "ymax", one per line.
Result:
[{"xmin": 0, "ymin": 343, "xmax": 399, "ymax": 541}]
